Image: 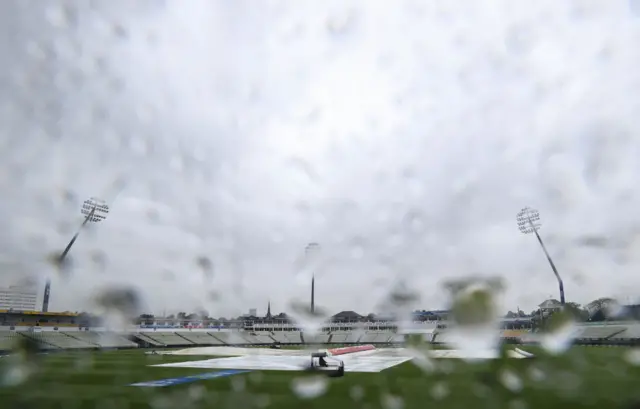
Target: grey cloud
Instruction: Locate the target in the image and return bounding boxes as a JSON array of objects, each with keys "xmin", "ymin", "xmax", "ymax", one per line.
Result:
[{"xmin": 2, "ymin": 1, "xmax": 640, "ymax": 317}]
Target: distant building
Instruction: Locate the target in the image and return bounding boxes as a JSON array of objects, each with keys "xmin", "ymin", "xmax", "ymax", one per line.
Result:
[
  {"xmin": 0, "ymin": 286, "xmax": 38, "ymax": 311},
  {"xmin": 538, "ymin": 299, "xmax": 563, "ymax": 316},
  {"xmin": 249, "ymin": 308, "xmax": 257, "ymax": 317},
  {"xmin": 331, "ymin": 311, "xmax": 364, "ymax": 323}
]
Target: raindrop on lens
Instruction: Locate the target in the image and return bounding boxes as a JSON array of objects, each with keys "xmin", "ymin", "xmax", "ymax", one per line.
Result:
[
  {"xmin": 291, "ymin": 376, "xmax": 328, "ymax": 399},
  {"xmin": 499, "ymin": 369, "xmax": 523, "ymax": 392},
  {"xmin": 381, "ymin": 393, "xmax": 404, "ymax": 409}
]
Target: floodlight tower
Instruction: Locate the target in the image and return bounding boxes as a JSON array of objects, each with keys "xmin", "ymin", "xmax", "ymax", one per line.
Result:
[
  {"xmin": 43, "ymin": 197, "xmax": 110, "ymax": 312},
  {"xmin": 305, "ymin": 242, "xmax": 320, "ymax": 315},
  {"xmin": 516, "ymin": 207, "xmax": 565, "ymax": 305}
]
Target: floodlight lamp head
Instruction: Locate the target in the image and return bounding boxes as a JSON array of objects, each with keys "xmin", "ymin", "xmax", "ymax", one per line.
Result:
[
  {"xmin": 516, "ymin": 207, "xmax": 541, "ymax": 235},
  {"xmin": 81, "ymin": 197, "xmax": 110, "ymax": 223}
]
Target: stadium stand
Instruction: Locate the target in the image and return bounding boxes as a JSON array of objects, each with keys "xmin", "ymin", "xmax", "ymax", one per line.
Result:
[
  {"xmin": 0, "ymin": 330, "xmax": 138, "ymax": 351},
  {"xmin": 173, "ymin": 332, "xmax": 225, "ymax": 345},
  {"xmin": 611, "ymin": 324, "xmax": 640, "ymax": 340},
  {"xmin": 329, "ymin": 331, "xmax": 349, "ymax": 343},
  {"xmin": 0, "ymin": 331, "xmax": 22, "ymax": 350},
  {"xmin": 575, "ymin": 325, "xmax": 627, "ymax": 340},
  {"xmin": 3, "ymin": 319, "xmax": 640, "ymax": 352},
  {"xmin": 134, "ymin": 332, "xmax": 195, "ymax": 347},
  {"xmin": 64, "ymin": 331, "xmax": 137, "ymax": 348}
]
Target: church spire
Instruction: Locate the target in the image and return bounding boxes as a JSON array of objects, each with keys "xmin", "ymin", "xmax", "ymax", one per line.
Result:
[{"xmin": 266, "ymin": 300, "xmax": 272, "ymax": 318}]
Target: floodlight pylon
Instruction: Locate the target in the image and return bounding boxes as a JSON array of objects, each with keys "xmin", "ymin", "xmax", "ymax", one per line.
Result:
[
  {"xmin": 516, "ymin": 207, "xmax": 565, "ymax": 305},
  {"xmin": 42, "ymin": 198, "xmax": 110, "ymax": 312}
]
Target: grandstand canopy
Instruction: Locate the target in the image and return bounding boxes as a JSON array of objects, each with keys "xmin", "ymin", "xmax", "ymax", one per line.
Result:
[
  {"xmin": 538, "ymin": 299, "xmax": 562, "ymax": 310},
  {"xmin": 332, "ymin": 311, "xmax": 364, "ymax": 322}
]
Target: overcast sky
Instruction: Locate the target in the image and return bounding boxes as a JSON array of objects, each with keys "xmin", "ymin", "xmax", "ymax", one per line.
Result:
[{"xmin": 1, "ymin": 0, "xmax": 640, "ymax": 319}]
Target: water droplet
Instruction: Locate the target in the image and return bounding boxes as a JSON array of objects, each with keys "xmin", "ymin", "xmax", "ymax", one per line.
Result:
[
  {"xmin": 539, "ymin": 313, "xmax": 576, "ymax": 355},
  {"xmin": 160, "ymin": 269, "xmax": 175, "ymax": 281},
  {"xmin": 196, "ymin": 256, "xmax": 214, "ymax": 280},
  {"xmin": 472, "ymin": 381, "xmax": 492, "ymax": 398},
  {"xmin": 350, "ymin": 385, "xmax": 364, "ymax": 401},
  {"xmin": 112, "ymin": 23, "xmax": 128, "ymax": 39},
  {"xmin": 443, "ymin": 278, "xmax": 503, "ymax": 360},
  {"xmin": 408, "ymin": 347, "xmax": 435, "ymax": 373},
  {"xmin": 91, "ymin": 250, "xmax": 107, "ymax": 272},
  {"xmin": 129, "ymin": 136, "xmax": 150, "ymax": 156},
  {"xmin": 499, "ymin": 369, "xmax": 523, "ymax": 393},
  {"xmin": 254, "ymin": 394, "xmax": 270, "ymax": 408},
  {"xmin": 45, "ymin": 4, "xmax": 77, "ymax": 28},
  {"xmin": 509, "ymin": 399, "xmax": 528, "ymax": 409},
  {"xmin": 604, "ymin": 299, "xmax": 625, "ymax": 319},
  {"xmin": 14, "ymin": 275, "xmax": 38, "ymax": 289},
  {"xmin": 59, "ymin": 188, "xmax": 76, "ymax": 205},
  {"xmin": 73, "ymin": 352, "xmax": 94, "ymax": 371},
  {"xmin": 150, "ymin": 396, "xmax": 172, "ymax": 409},
  {"xmin": 402, "ymin": 210, "xmax": 426, "ymax": 234},
  {"xmin": 625, "ymin": 348, "xmax": 640, "ymax": 365},
  {"xmin": 555, "ymin": 371, "xmax": 582, "ymax": 397},
  {"xmin": 1, "ymin": 363, "xmax": 30, "ymax": 387},
  {"xmin": 527, "ymin": 366, "xmax": 546, "ymax": 382},
  {"xmin": 286, "ymin": 157, "xmax": 320, "ymax": 184},
  {"xmin": 1, "ymin": 337, "xmax": 41, "ymax": 386},
  {"xmin": 231, "ymin": 376, "xmax": 245, "ymax": 391},
  {"xmin": 47, "ymin": 251, "xmax": 73, "ymax": 278},
  {"xmin": 146, "ymin": 208, "xmax": 160, "ymax": 223},
  {"xmin": 294, "ymin": 243, "xmax": 323, "ymax": 285},
  {"xmin": 381, "ymin": 393, "xmax": 404, "ymax": 409},
  {"xmin": 287, "ymin": 300, "xmax": 330, "ymax": 337},
  {"xmin": 290, "ymin": 375, "xmax": 328, "ymax": 399},
  {"xmin": 248, "ymin": 371, "xmax": 264, "ymax": 384},
  {"xmin": 94, "ymin": 286, "xmax": 141, "ymax": 330},
  {"xmin": 208, "ymin": 291, "xmax": 220, "ymax": 301},
  {"xmin": 431, "ymin": 381, "xmax": 449, "ymax": 400}
]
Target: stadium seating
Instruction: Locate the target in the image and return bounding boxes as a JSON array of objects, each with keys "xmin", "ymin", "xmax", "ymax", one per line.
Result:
[
  {"xmin": 173, "ymin": 332, "xmax": 225, "ymax": 345},
  {"xmin": 21, "ymin": 332, "xmax": 94, "ymax": 349},
  {"xmin": 2, "ymin": 321, "xmax": 640, "ymax": 353},
  {"xmin": 610, "ymin": 324, "xmax": 640, "ymax": 340},
  {"xmin": 62, "ymin": 332, "xmax": 137, "ymax": 348},
  {"xmin": 0, "ymin": 331, "xmax": 22, "ymax": 350},
  {"xmin": 134, "ymin": 332, "xmax": 194, "ymax": 346},
  {"xmin": 269, "ymin": 331, "xmax": 302, "ymax": 344},
  {"xmin": 575, "ymin": 326, "xmax": 627, "ymax": 340}
]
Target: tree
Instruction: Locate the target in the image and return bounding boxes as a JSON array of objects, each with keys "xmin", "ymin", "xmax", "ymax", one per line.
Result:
[
  {"xmin": 585, "ymin": 297, "xmax": 626, "ymax": 321},
  {"xmin": 586, "ymin": 297, "xmax": 616, "ymax": 315},
  {"xmin": 586, "ymin": 297, "xmax": 615, "ymax": 308},
  {"xmin": 530, "ymin": 300, "xmax": 589, "ymax": 331},
  {"xmin": 564, "ymin": 302, "xmax": 589, "ymax": 322}
]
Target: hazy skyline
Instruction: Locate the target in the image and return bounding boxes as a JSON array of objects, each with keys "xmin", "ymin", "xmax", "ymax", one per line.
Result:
[{"xmin": 2, "ymin": 1, "xmax": 640, "ymax": 319}]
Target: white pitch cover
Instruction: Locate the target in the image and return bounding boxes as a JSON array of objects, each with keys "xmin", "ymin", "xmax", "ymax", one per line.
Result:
[
  {"xmin": 153, "ymin": 352, "xmax": 412, "ymax": 373},
  {"xmin": 151, "ymin": 346, "xmax": 534, "ymax": 373}
]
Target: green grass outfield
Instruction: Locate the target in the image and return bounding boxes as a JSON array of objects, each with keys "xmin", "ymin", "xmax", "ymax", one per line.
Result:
[{"xmin": 1, "ymin": 346, "xmax": 639, "ymax": 409}]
